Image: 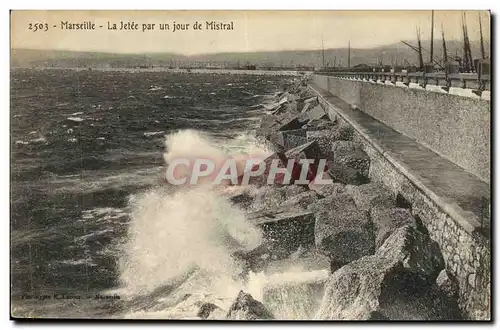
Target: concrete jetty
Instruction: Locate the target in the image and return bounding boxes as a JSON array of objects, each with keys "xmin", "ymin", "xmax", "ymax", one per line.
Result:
[{"xmin": 226, "ymin": 74, "xmax": 490, "ymax": 321}]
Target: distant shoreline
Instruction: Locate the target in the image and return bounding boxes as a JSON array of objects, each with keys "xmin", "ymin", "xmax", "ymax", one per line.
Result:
[{"xmin": 10, "ymin": 67, "xmax": 304, "ymax": 76}]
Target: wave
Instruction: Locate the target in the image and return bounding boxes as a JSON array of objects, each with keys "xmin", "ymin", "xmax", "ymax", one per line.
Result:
[
  {"xmin": 112, "ymin": 129, "xmax": 327, "ymax": 319},
  {"xmin": 117, "ymin": 185, "xmax": 263, "ymax": 296}
]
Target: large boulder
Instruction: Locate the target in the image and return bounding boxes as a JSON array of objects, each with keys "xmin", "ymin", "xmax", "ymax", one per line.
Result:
[
  {"xmin": 303, "ymin": 119, "xmax": 336, "ymax": 131},
  {"xmin": 300, "ymin": 102, "xmax": 313, "ymax": 114},
  {"xmin": 269, "ymin": 129, "xmax": 308, "ymax": 151},
  {"xmin": 272, "ymin": 100, "xmax": 300, "ymax": 116},
  {"xmin": 307, "ymin": 194, "xmax": 375, "ymax": 267},
  {"xmin": 436, "ymin": 269, "xmax": 460, "ymax": 301},
  {"xmin": 197, "ymin": 302, "xmax": 227, "ymax": 320},
  {"xmin": 246, "ymin": 206, "xmax": 316, "ymax": 258},
  {"xmin": 306, "ymin": 130, "xmax": 336, "ymax": 156},
  {"xmin": 285, "ymin": 141, "xmax": 323, "ymax": 161},
  {"xmin": 331, "ymin": 140, "xmax": 361, "ymax": 154},
  {"xmin": 284, "ymin": 101, "xmax": 300, "ymax": 114},
  {"xmin": 237, "ymin": 153, "xmax": 287, "ymax": 187},
  {"xmin": 302, "ymin": 96, "xmax": 318, "ymax": 106},
  {"xmin": 278, "ymin": 184, "xmax": 308, "ymax": 199},
  {"xmin": 226, "ymin": 291, "xmax": 274, "ymax": 320},
  {"xmin": 309, "ymin": 173, "xmax": 346, "ymax": 197},
  {"xmin": 330, "ymin": 124, "xmax": 354, "ymax": 141},
  {"xmin": 315, "ymin": 253, "xmax": 401, "ymax": 320},
  {"xmin": 282, "ymin": 189, "xmax": 322, "ymax": 209},
  {"xmin": 278, "ymin": 114, "xmax": 310, "ymax": 132},
  {"xmin": 346, "ymin": 182, "xmax": 395, "ymax": 212},
  {"xmin": 376, "ymin": 225, "xmax": 445, "ymax": 282},
  {"xmin": 251, "ymin": 186, "xmax": 286, "ymax": 211},
  {"xmin": 304, "ymin": 104, "xmax": 328, "ymax": 121},
  {"xmin": 371, "ymin": 207, "xmax": 418, "ymax": 248},
  {"xmin": 327, "ymin": 141, "xmax": 370, "ymax": 185},
  {"xmin": 316, "ymin": 226, "xmax": 449, "ymax": 320}
]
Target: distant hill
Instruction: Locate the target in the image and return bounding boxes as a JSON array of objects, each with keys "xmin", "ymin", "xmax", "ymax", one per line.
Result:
[{"xmin": 11, "ymin": 39, "xmax": 489, "ymax": 69}]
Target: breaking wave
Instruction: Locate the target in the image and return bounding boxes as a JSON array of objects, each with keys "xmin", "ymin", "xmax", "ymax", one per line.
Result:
[{"xmin": 115, "ymin": 129, "xmax": 326, "ymax": 319}]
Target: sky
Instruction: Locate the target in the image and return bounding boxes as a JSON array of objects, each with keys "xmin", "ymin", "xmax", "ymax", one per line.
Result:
[{"xmin": 11, "ymin": 10, "xmax": 491, "ymax": 55}]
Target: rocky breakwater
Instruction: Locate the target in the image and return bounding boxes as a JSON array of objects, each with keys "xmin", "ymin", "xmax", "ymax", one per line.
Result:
[{"xmin": 220, "ymin": 77, "xmax": 464, "ymax": 320}]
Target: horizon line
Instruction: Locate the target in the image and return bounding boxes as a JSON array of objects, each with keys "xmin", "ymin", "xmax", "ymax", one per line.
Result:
[{"xmin": 11, "ymin": 37, "xmax": 475, "ymax": 57}]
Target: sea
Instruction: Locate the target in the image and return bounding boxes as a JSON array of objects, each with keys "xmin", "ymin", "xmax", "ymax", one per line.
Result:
[{"xmin": 10, "ymin": 68, "xmax": 327, "ymax": 319}]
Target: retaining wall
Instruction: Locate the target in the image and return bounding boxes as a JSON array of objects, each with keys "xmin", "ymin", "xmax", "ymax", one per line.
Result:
[
  {"xmin": 312, "ymin": 75, "xmax": 491, "ymax": 183},
  {"xmin": 311, "ymin": 84, "xmax": 491, "ymax": 320}
]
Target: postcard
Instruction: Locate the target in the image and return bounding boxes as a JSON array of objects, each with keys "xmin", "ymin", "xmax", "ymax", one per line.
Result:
[{"xmin": 10, "ymin": 10, "xmax": 491, "ymax": 321}]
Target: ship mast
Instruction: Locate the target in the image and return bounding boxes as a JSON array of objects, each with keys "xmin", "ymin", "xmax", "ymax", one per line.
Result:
[
  {"xmin": 461, "ymin": 14, "xmax": 469, "ymax": 71},
  {"xmin": 479, "ymin": 13, "xmax": 486, "ymax": 59},
  {"xmin": 430, "ymin": 10, "xmax": 435, "ymax": 64},
  {"xmin": 441, "ymin": 24, "xmax": 448, "ymax": 64},
  {"xmin": 462, "ymin": 12, "xmax": 474, "ymax": 72},
  {"xmin": 416, "ymin": 26, "xmax": 424, "ymax": 70}
]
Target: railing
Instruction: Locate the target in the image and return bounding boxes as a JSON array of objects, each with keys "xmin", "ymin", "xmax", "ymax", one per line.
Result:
[{"xmin": 317, "ymin": 71, "xmax": 491, "ymax": 95}]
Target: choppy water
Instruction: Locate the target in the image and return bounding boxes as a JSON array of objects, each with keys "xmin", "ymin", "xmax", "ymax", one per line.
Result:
[{"xmin": 11, "ymin": 69, "xmax": 326, "ymax": 319}]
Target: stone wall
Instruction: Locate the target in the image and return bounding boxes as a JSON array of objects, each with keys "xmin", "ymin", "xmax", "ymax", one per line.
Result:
[
  {"xmin": 312, "ymin": 75, "xmax": 491, "ymax": 183},
  {"xmin": 315, "ymin": 92, "xmax": 491, "ymax": 321}
]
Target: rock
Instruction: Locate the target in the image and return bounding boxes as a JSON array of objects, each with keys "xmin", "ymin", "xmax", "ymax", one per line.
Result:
[
  {"xmin": 284, "ymin": 141, "xmax": 325, "ymax": 184},
  {"xmin": 232, "ymin": 242, "xmax": 271, "ymax": 274},
  {"xmin": 305, "ymin": 104, "xmax": 328, "ymax": 121},
  {"xmin": 301, "ymin": 102, "xmax": 313, "ymax": 114},
  {"xmin": 303, "ymin": 119, "xmax": 336, "ymax": 131},
  {"xmin": 306, "ymin": 130, "xmax": 336, "ymax": 156},
  {"xmin": 279, "ymin": 184, "xmax": 308, "ymax": 199},
  {"xmin": 307, "ymin": 194, "xmax": 375, "ymax": 266},
  {"xmin": 284, "ymin": 101, "xmax": 299, "ymax": 114},
  {"xmin": 309, "ymin": 176, "xmax": 346, "ymax": 197},
  {"xmin": 265, "ymin": 139, "xmax": 287, "ymax": 154},
  {"xmin": 285, "ymin": 141, "xmax": 323, "ymax": 161},
  {"xmin": 282, "ymin": 190, "xmax": 321, "ymax": 209},
  {"xmin": 331, "ymin": 140, "xmax": 362, "ymax": 154},
  {"xmin": 284, "ymin": 92, "xmax": 299, "ymax": 103},
  {"xmin": 227, "ymin": 291, "xmax": 274, "ymax": 320},
  {"xmin": 237, "ymin": 153, "xmax": 287, "ymax": 187},
  {"xmin": 268, "ymin": 129, "xmax": 294, "ymax": 146},
  {"xmin": 331, "ymin": 124, "xmax": 354, "ymax": 141},
  {"xmin": 246, "ymin": 206, "xmax": 316, "ymax": 258},
  {"xmin": 304, "ymin": 96, "xmax": 318, "ymax": 104},
  {"xmin": 316, "ymin": 226, "xmax": 451, "ymax": 320},
  {"xmin": 251, "ymin": 186, "xmax": 286, "ymax": 211},
  {"xmin": 279, "ymin": 95, "xmax": 289, "ymax": 105},
  {"xmin": 273, "ymin": 101, "xmax": 300, "ymax": 116},
  {"xmin": 376, "ymin": 225, "xmax": 445, "ymax": 282},
  {"xmin": 296, "ymin": 93, "xmax": 317, "ymax": 108},
  {"xmin": 371, "ymin": 207, "xmax": 417, "ymax": 248},
  {"xmin": 269, "ymin": 129, "xmax": 308, "ymax": 151},
  {"xmin": 315, "ymin": 254, "xmax": 401, "ymax": 320},
  {"xmin": 436, "ymin": 269, "xmax": 459, "ymax": 300},
  {"xmin": 229, "ymin": 191, "xmax": 254, "ymax": 210},
  {"xmin": 197, "ymin": 302, "xmax": 226, "ymax": 320},
  {"xmin": 278, "ymin": 115, "xmax": 310, "ymax": 132},
  {"xmin": 346, "ymin": 182, "xmax": 395, "ymax": 212},
  {"xmin": 327, "ymin": 142, "xmax": 370, "ymax": 185}
]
